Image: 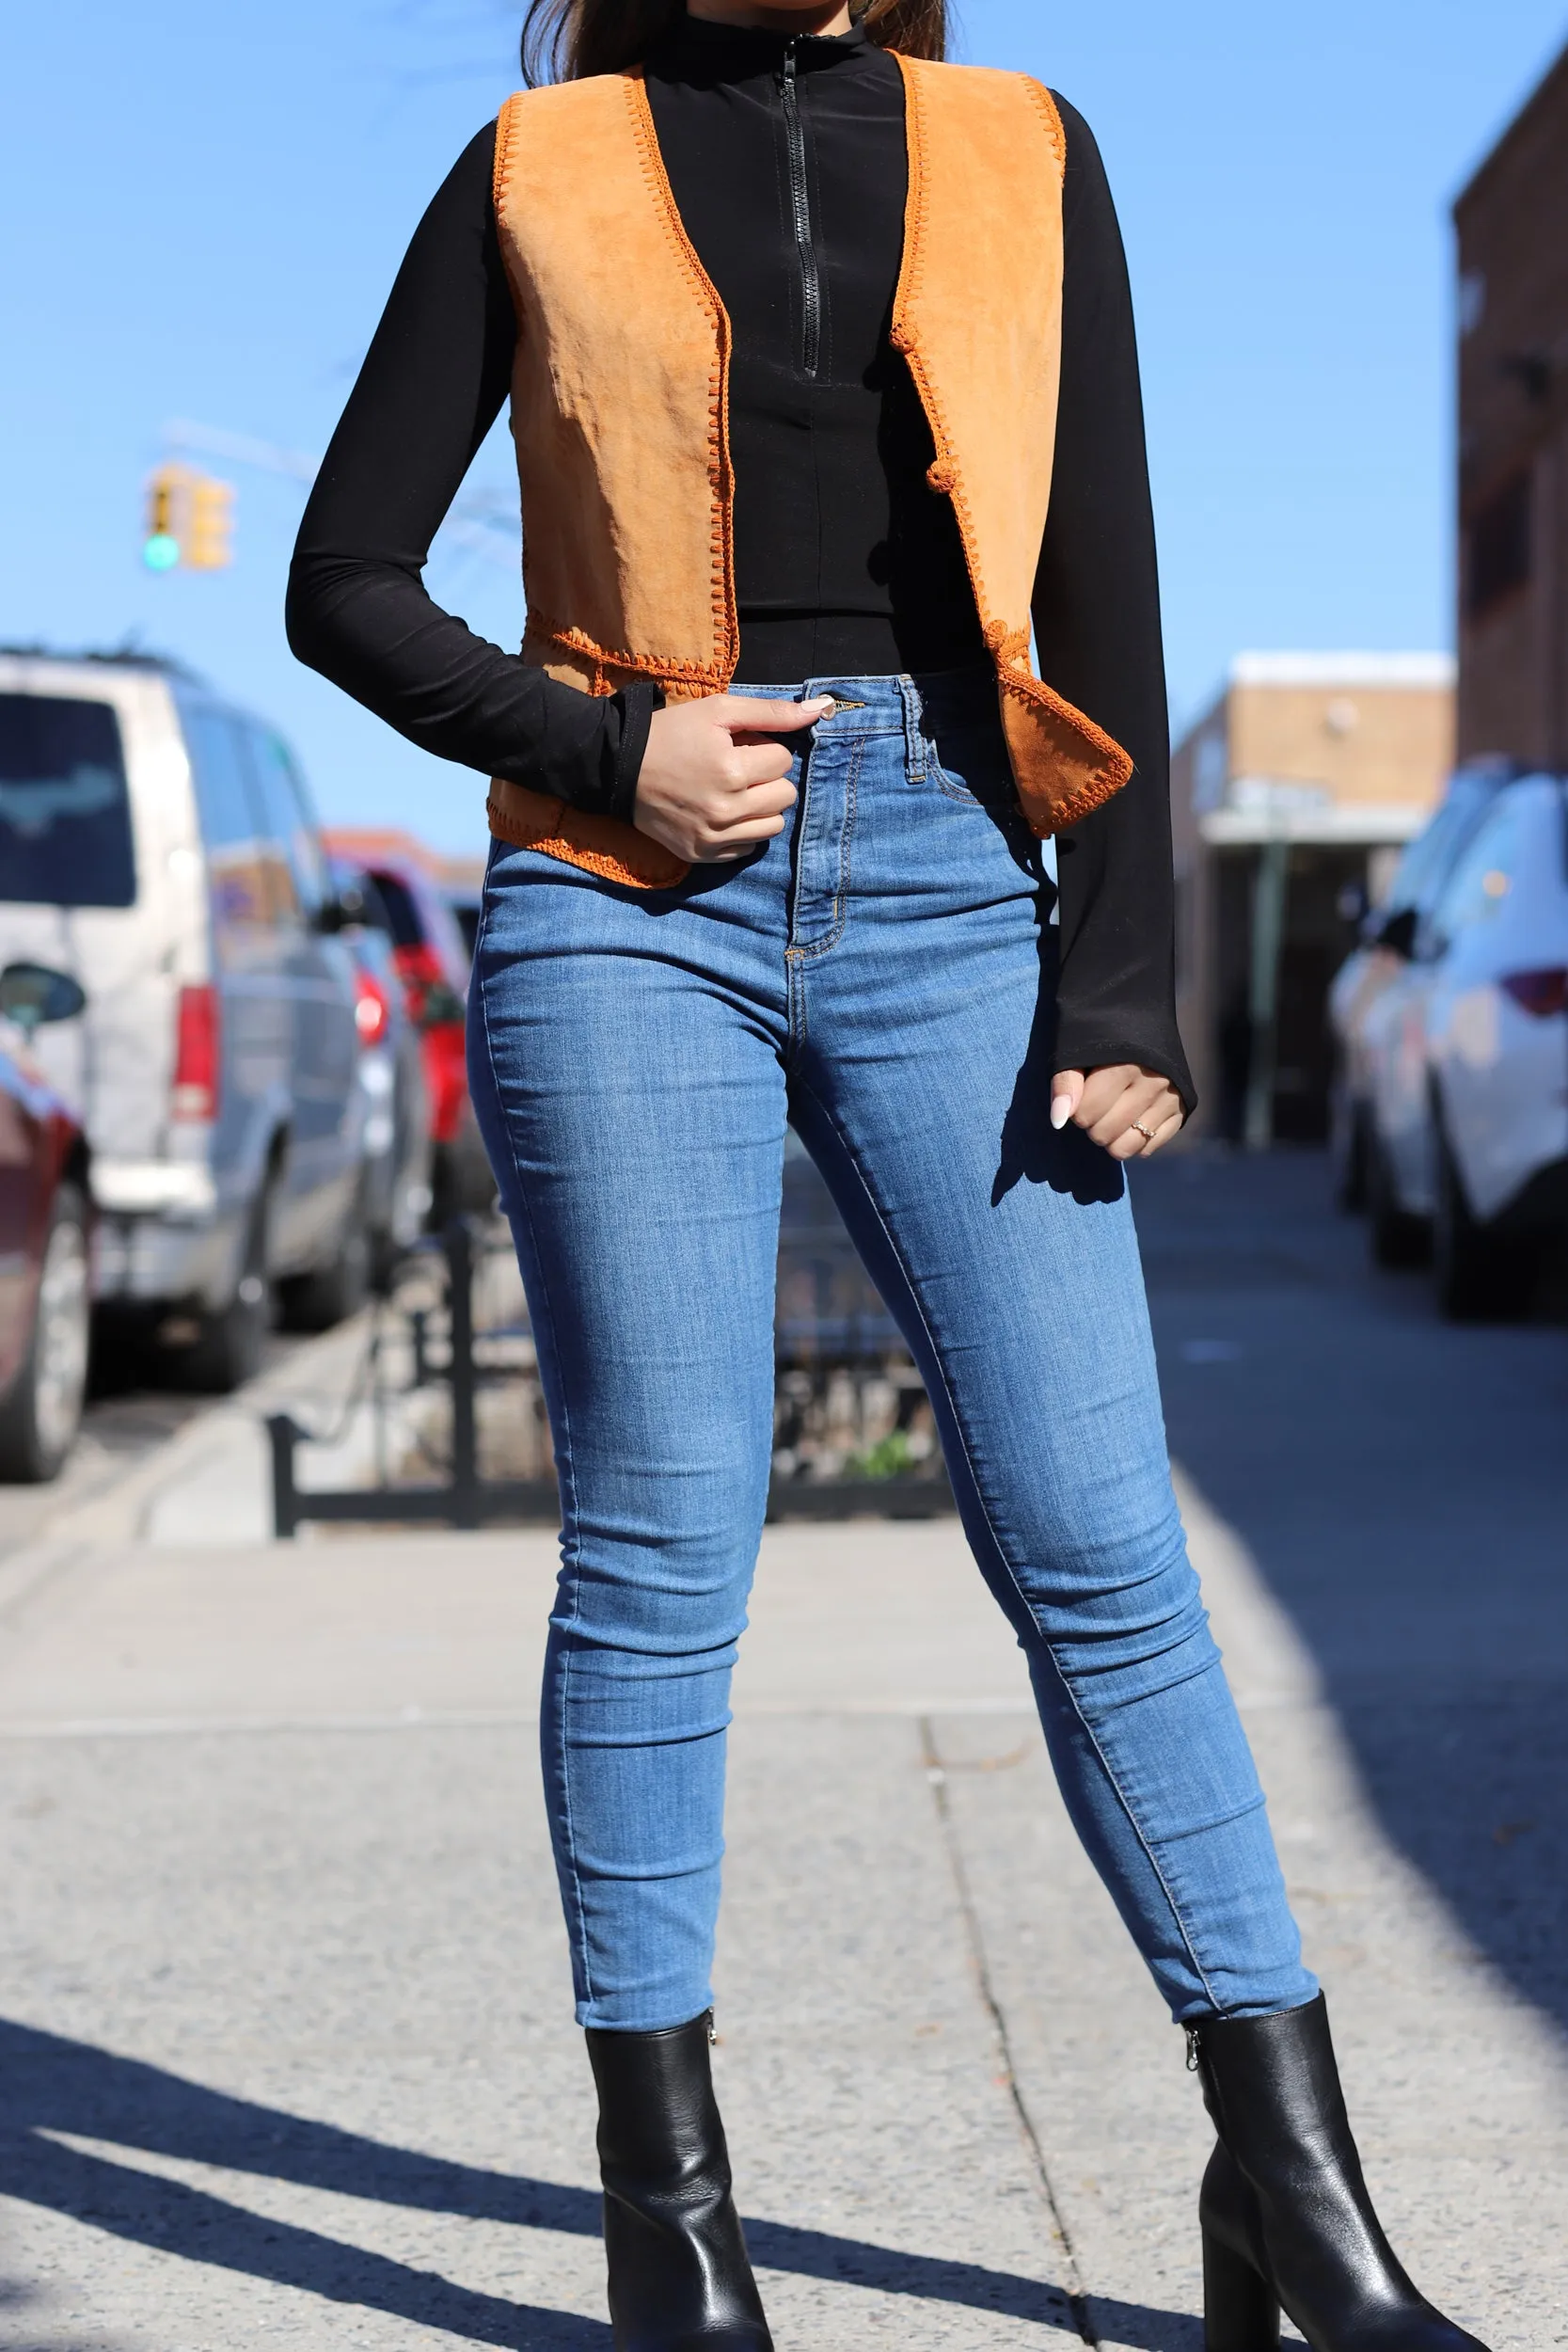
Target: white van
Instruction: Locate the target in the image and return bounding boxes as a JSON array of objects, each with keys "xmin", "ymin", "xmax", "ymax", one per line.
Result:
[{"xmin": 0, "ymin": 649, "xmax": 370, "ymax": 1389}]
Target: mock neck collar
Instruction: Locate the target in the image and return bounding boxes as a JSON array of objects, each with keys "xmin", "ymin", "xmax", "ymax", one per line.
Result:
[{"xmin": 651, "ymin": 8, "xmax": 872, "ymax": 79}]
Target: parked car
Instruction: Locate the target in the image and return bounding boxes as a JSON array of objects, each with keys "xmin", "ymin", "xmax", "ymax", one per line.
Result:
[
  {"xmin": 326, "ymin": 860, "xmax": 434, "ymax": 1282},
  {"xmin": 1352, "ymin": 769, "xmax": 1568, "ymax": 1316},
  {"xmin": 0, "ymin": 650, "xmax": 370, "ymax": 1391},
  {"xmin": 1328, "ymin": 762, "xmax": 1510, "ymax": 1227},
  {"xmin": 0, "ymin": 962, "xmax": 91, "ymax": 1480},
  {"xmin": 1420, "ymin": 772, "xmax": 1568, "ymax": 1314},
  {"xmin": 322, "ymin": 837, "xmax": 494, "ymax": 1224}
]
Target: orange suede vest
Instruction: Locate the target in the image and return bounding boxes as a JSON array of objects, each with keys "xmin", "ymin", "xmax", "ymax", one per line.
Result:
[{"xmin": 486, "ymin": 54, "xmax": 1133, "ymax": 890}]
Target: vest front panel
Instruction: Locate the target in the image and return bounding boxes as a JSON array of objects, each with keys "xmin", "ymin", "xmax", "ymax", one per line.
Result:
[
  {"xmin": 893, "ymin": 57, "xmax": 1132, "ymax": 838},
  {"xmin": 494, "ymin": 73, "xmax": 736, "ymax": 687}
]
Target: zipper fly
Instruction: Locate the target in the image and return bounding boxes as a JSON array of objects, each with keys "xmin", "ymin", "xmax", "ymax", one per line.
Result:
[{"xmin": 781, "ymin": 44, "xmax": 821, "ymax": 377}]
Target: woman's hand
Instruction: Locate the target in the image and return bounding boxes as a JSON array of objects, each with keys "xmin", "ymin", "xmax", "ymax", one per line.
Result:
[
  {"xmin": 634, "ymin": 692, "xmax": 831, "ymax": 866},
  {"xmin": 1050, "ymin": 1065, "xmax": 1184, "ymax": 1159}
]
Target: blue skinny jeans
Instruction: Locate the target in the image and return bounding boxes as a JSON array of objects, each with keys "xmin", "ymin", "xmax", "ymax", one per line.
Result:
[{"xmin": 468, "ymin": 666, "xmax": 1316, "ymax": 2033}]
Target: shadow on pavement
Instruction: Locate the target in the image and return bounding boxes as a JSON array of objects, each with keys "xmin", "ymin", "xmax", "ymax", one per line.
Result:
[
  {"xmin": 1136, "ymin": 1148, "xmax": 1568, "ymax": 2038},
  {"xmin": 0, "ymin": 2018, "xmax": 1194, "ymax": 2344}
]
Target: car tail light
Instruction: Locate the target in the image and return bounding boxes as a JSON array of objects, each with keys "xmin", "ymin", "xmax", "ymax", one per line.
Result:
[
  {"xmin": 354, "ymin": 970, "xmax": 391, "ymax": 1045},
  {"xmin": 171, "ymin": 984, "xmax": 219, "ymax": 1121},
  {"xmin": 1500, "ymin": 967, "xmax": 1568, "ymax": 1018}
]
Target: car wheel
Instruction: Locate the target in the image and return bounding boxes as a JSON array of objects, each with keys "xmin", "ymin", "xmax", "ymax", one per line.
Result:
[
  {"xmin": 178, "ymin": 1182, "xmax": 275, "ymax": 1393},
  {"xmin": 277, "ymin": 1188, "xmax": 371, "ymax": 1334},
  {"xmin": 1367, "ymin": 1130, "xmax": 1430, "ymax": 1268},
  {"xmin": 0, "ymin": 1182, "xmax": 91, "ymax": 1483},
  {"xmin": 368, "ymin": 1224, "xmax": 403, "ymax": 1295},
  {"xmin": 1433, "ymin": 1123, "xmax": 1535, "ymax": 1323}
]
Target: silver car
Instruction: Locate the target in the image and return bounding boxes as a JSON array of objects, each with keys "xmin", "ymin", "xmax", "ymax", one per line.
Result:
[
  {"xmin": 1328, "ymin": 762, "xmax": 1508, "ymax": 1253},
  {"xmin": 1394, "ymin": 773, "xmax": 1568, "ymax": 1317},
  {"xmin": 0, "ymin": 649, "xmax": 369, "ymax": 1390}
]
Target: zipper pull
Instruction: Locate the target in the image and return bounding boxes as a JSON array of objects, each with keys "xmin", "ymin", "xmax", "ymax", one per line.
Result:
[{"xmin": 1185, "ymin": 2025, "xmax": 1202, "ymax": 2073}]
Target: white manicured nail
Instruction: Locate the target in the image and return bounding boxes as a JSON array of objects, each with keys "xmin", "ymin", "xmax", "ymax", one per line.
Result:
[{"xmin": 1050, "ymin": 1095, "xmax": 1071, "ymax": 1130}]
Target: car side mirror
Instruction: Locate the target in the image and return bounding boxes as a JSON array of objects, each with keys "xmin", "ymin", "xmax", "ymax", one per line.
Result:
[
  {"xmin": 1373, "ymin": 906, "xmax": 1418, "ymax": 960},
  {"xmin": 0, "ymin": 961, "xmax": 87, "ymax": 1036}
]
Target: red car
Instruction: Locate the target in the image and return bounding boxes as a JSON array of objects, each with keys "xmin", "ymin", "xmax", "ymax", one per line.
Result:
[
  {"xmin": 321, "ymin": 833, "xmax": 494, "ymax": 1223},
  {"xmin": 0, "ymin": 961, "xmax": 92, "ymax": 1481}
]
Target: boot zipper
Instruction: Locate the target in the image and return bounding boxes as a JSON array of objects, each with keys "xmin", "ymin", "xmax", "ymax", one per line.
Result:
[
  {"xmin": 781, "ymin": 43, "xmax": 821, "ymax": 378},
  {"xmin": 1185, "ymin": 2025, "xmax": 1202, "ymax": 2073}
]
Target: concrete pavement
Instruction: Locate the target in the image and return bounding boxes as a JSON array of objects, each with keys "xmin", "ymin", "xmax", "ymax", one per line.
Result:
[
  {"xmin": 0, "ymin": 1152, "xmax": 1563, "ymax": 2348},
  {"xmin": 0, "ymin": 1313, "xmax": 398, "ymax": 1575}
]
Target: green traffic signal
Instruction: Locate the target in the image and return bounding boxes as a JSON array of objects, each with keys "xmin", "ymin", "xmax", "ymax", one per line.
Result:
[{"xmin": 142, "ymin": 463, "xmax": 233, "ymax": 572}]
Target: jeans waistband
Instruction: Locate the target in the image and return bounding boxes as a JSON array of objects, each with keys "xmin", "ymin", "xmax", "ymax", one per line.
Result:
[{"xmin": 728, "ymin": 660, "xmax": 997, "ymax": 755}]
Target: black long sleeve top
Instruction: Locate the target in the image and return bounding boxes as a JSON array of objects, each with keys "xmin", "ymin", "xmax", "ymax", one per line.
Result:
[{"xmin": 287, "ymin": 14, "xmax": 1194, "ymax": 1107}]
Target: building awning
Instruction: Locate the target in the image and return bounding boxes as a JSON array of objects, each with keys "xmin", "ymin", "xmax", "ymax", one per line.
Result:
[{"xmin": 1199, "ymin": 779, "xmax": 1432, "ymax": 848}]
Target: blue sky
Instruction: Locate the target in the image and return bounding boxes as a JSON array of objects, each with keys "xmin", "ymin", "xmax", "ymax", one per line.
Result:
[{"xmin": 4, "ymin": 1, "xmax": 1564, "ymax": 851}]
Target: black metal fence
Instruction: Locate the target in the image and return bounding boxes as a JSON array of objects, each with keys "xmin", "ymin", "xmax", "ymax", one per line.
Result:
[
  {"xmin": 267, "ymin": 1221, "xmax": 555, "ymax": 1536},
  {"xmin": 269, "ymin": 1152, "xmax": 952, "ymax": 1536}
]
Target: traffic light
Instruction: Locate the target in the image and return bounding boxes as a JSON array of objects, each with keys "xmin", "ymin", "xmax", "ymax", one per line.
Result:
[
  {"xmin": 143, "ymin": 464, "xmax": 186, "ymax": 571},
  {"xmin": 186, "ymin": 474, "xmax": 234, "ymax": 569},
  {"xmin": 142, "ymin": 464, "xmax": 235, "ymax": 572}
]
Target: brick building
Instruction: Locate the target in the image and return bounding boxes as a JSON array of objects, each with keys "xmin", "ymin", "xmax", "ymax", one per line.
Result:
[
  {"xmin": 1171, "ymin": 654, "xmax": 1454, "ymax": 1141},
  {"xmin": 1453, "ymin": 39, "xmax": 1568, "ymax": 766}
]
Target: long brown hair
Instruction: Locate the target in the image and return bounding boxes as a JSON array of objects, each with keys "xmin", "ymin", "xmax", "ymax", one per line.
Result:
[{"xmin": 520, "ymin": 0, "xmax": 946, "ymax": 86}]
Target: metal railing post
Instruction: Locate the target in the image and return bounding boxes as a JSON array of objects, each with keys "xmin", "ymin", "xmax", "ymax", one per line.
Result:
[
  {"xmin": 446, "ymin": 1219, "xmax": 481, "ymax": 1532},
  {"xmin": 267, "ymin": 1413, "xmax": 302, "ymax": 1540}
]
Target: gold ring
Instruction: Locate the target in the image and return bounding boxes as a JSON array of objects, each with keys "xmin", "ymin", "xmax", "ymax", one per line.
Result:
[{"xmin": 1132, "ymin": 1120, "xmax": 1157, "ymax": 1143}]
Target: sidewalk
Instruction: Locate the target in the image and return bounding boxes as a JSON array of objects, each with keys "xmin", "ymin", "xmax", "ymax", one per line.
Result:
[{"xmin": 1, "ymin": 1473, "xmax": 1560, "ymax": 2347}]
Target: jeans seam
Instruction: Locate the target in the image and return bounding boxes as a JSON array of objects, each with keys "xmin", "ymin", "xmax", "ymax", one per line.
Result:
[
  {"xmin": 931, "ymin": 763, "xmax": 991, "ymax": 807},
  {"xmin": 933, "ymin": 772, "xmax": 982, "ymax": 805},
  {"xmin": 928, "ymin": 755, "xmax": 1026, "ymax": 818},
  {"xmin": 787, "ymin": 952, "xmax": 808, "ymax": 1060},
  {"xmin": 475, "ymin": 954, "xmax": 597, "ymax": 2015},
  {"xmin": 789, "ymin": 736, "xmax": 863, "ymax": 967},
  {"xmin": 791, "ymin": 1072, "xmax": 1223, "ymax": 2015}
]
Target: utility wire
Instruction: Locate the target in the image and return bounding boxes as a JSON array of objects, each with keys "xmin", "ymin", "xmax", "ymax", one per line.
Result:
[{"xmin": 160, "ymin": 417, "xmax": 520, "ymax": 564}]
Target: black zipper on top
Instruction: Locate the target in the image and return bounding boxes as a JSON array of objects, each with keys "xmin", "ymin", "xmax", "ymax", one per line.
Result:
[{"xmin": 780, "ymin": 43, "xmax": 821, "ymax": 377}]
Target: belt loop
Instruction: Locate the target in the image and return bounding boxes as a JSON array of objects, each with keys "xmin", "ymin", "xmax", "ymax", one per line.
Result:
[{"xmin": 900, "ymin": 674, "xmax": 926, "ymax": 780}]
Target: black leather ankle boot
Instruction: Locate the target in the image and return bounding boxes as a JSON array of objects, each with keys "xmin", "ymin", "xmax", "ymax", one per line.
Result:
[
  {"xmin": 1189, "ymin": 1995, "xmax": 1490, "ymax": 2352},
  {"xmin": 585, "ymin": 2012, "xmax": 773, "ymax": 2352}
]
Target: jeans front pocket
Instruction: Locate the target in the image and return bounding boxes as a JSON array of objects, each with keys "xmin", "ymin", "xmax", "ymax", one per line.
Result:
[{"xmin": 925, "ymin": 718, "xmax": 1022, "ymax": 815}]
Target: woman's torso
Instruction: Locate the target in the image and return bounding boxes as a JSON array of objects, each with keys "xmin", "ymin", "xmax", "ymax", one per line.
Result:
[{"xmin": 642, "ymin": 16, "xmax": 982, "ymax": 681}]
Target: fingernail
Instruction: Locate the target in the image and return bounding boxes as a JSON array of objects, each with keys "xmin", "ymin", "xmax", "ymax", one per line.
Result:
[
  {"xmin": 811, "ymin": 695, "xmax": 836, "ymax": 717},
  {"xmin": 1050, "ymin": 1095, "xmax": 1070, "ymax": 1131}
]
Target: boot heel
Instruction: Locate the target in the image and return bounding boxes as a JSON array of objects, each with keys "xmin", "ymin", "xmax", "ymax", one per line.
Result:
[{"xmin": 1202, "ymin": 2225, "xmax": 1279, "ymax": 2352}]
